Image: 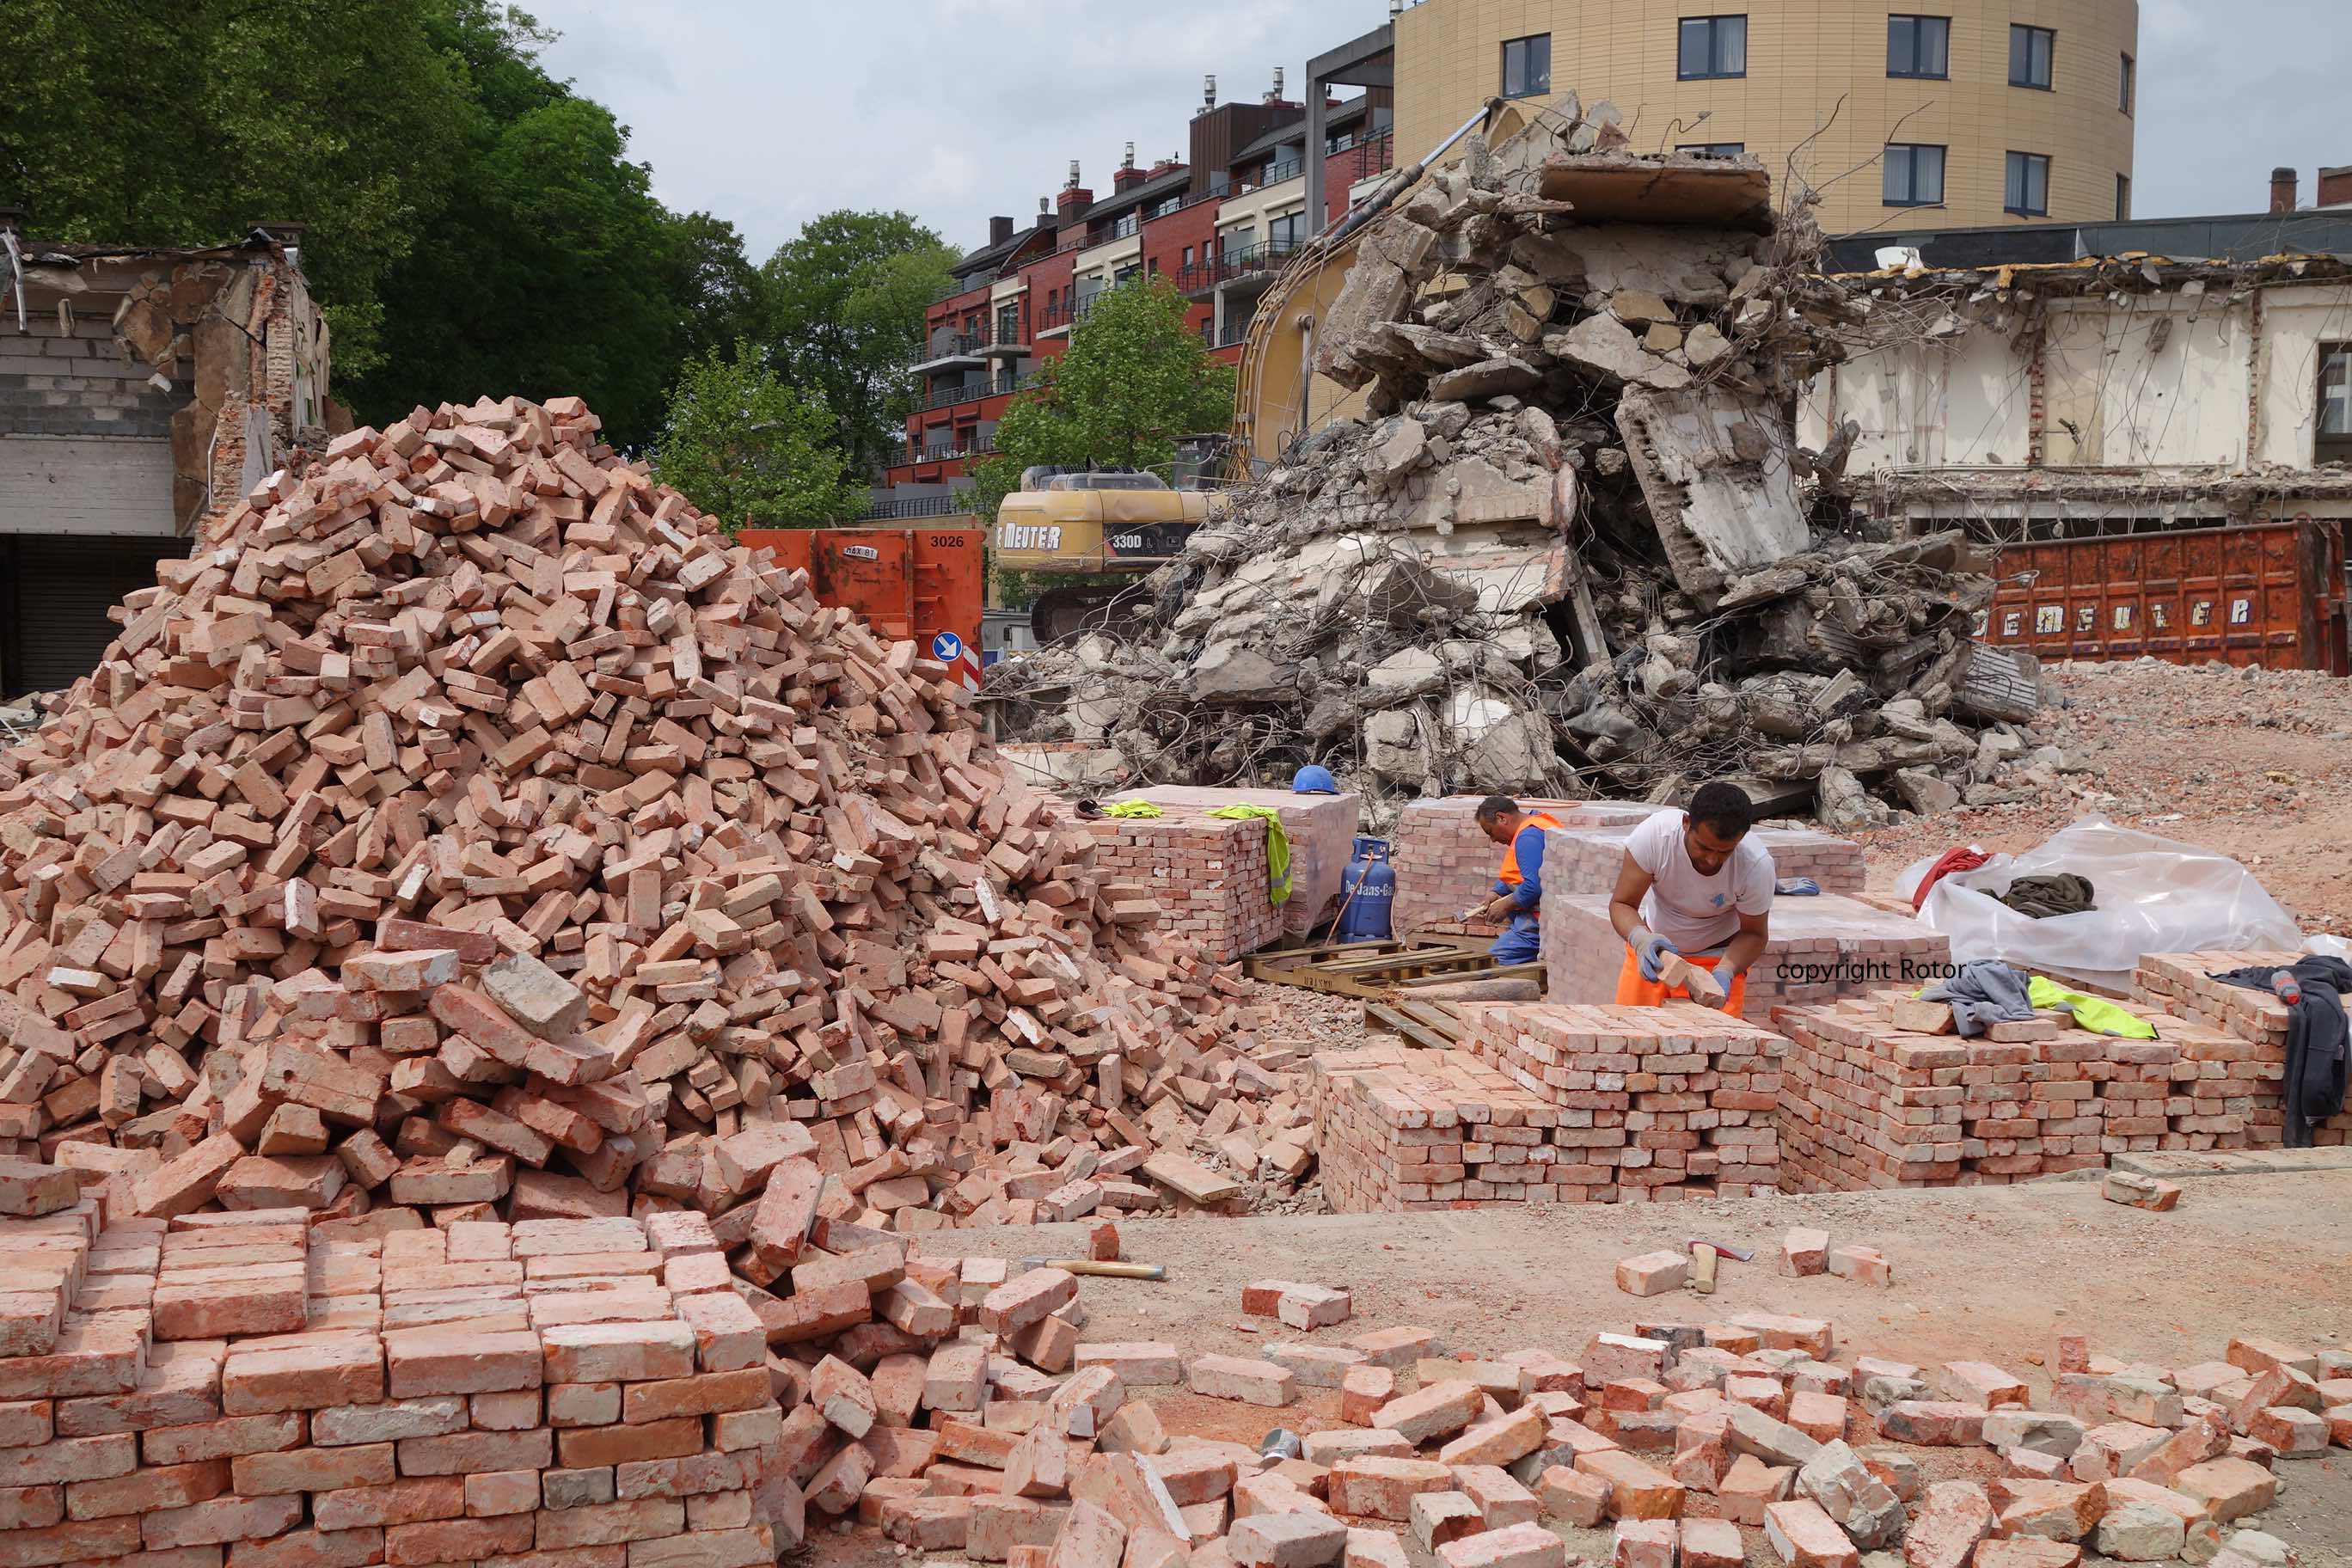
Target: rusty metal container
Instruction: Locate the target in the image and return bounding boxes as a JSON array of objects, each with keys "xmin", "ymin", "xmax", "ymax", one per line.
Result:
[
  {"xmin": 737, "ymin": 525, "xmax": 985, "ymax": 686},
  {"xmin": 1980, "ymin": 518, "xmax": 2348, "ymax": 674}
]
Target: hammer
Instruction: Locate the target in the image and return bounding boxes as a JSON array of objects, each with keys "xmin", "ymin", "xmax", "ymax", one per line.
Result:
[{"xmin": 1682, "ymin": 1237, "xmax": 1754, "ymax": 1296}]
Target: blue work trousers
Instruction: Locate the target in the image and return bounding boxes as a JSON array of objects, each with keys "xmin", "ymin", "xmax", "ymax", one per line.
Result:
[{"xmin": 1488, "ymin": 912, "xmax": 1540, "ymax": 964}]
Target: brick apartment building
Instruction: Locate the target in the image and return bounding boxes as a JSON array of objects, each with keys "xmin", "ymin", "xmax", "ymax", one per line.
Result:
[{"xmin": 873, "ymin": 22, "xmax": 1400, "ymax": 523}]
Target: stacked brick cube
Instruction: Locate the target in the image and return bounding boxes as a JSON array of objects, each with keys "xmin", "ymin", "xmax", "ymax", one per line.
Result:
[
  {"xmin": 1119, "ymin": 787, "xmax": 1363, "ymax": 942},
  {"xmin": 1060, "ymin": 805, "xmax": 1284, "ymax": 963},
  {"xmin": 0, "ymin": 1201, "xmax": 781, "ymax": 1568},
  {"xmin": 1310, "ymin": 1001, "xmax": 1783, "ymax": 1210},
  {"xmin": 1540, "ymin": 893, "xmax": 1952, "ymax": 1022},
  {"xmin": 1770, "ymin": 995, "xmax": 2119, "ymax": 1191},
  {"xmin": 2135, "ymin": 951, "xmax": 2352, "ymax": 1146}
]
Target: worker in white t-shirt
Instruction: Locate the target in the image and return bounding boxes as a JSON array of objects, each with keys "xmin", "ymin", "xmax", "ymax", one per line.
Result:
[{"xmin": 1606, "ymin": 781, "xmax": 1774, "ymax": 1012}]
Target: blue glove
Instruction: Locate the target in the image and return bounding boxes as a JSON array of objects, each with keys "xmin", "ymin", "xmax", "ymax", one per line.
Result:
[
  {"xmin": 1632, "ymin": 927, "xmax": 1677, "ymax": 983},
  {"xmin": 1775, "ymin": 876, "xmax": 1820, "ymax": 897},
  {"xmin": 1691, "ymin": 953, "xmax": 1741, "ymax": 1009}
]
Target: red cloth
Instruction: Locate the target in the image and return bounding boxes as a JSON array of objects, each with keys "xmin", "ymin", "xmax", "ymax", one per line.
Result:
[{"xmin": 1912, "ymin": 846, "xmax": 1990, "ymax": 910}]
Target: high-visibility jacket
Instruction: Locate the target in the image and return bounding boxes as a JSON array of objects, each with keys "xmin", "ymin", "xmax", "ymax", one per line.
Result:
[{"xmin": 1496, "ymin": 812, "xmax": 1565, "ymax": 886}]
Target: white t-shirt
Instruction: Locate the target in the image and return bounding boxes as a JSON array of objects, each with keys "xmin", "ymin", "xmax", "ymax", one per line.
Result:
[{"xmin": 1626, "ymin": 810, "xmax": 1775, "ymax": 953}]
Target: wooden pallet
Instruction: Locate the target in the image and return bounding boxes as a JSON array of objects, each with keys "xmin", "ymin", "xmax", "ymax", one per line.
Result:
[
  {"xmin": 1246, "ymin": 938, "xmax": 1510, "ymax": 1000},
  {"xmin": 1364, "ymin": 998, "xmax": 1472, "ymax": 1049}
]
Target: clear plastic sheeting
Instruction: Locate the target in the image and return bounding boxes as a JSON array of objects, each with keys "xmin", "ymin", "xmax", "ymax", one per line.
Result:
[{"xmin": 1907, "ymin": 814, "xmax": 2304, "ymax": 993}]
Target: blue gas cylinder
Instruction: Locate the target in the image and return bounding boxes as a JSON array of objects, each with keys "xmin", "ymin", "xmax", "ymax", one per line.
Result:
[{"xmin": 1336, "ymin": 836, "xmax": 1396, "ymax": 941}]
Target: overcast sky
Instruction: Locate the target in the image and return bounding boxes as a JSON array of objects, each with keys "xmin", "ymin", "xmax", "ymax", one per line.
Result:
[{"xmin": 536, "ymin": 0, "xmax": 2350, "ymax": 261}]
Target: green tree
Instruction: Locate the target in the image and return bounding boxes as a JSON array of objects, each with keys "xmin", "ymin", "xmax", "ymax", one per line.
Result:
[
  {"xmin": 0, "ymin": 0, "xmax": 468, "ymax": 382},
  {"xmin": 968, "ymin": 277, "xmax": 1234, "ymax": 524},
  {"xmin": 651, "ymin": 343, "xmax": 859, "ymax": 531},
  {"xmin": 763, "ymin": 211, "xmax": 956, "ymax": 478}
]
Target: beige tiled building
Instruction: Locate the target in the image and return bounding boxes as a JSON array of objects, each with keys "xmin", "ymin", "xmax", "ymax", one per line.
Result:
[{"xmin": 1393, "ymin": 0, "xmax": 2138, "ymax": 234}]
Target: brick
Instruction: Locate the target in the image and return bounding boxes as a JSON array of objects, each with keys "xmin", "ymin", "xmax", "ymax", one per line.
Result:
[
  {"xmin": 1614, "ymin": 1252, "xmax": 1687, "ymax": 1297},
  {"xmin": 1186, "ymin": 1354, "xmax": 1295, "ymax": 1407},
  {"xmin": 63, "ymin": 1457, "xmax": 230, "ymax": 1518},
  {"xmin": 1611, "ymin": 1518, "xmax": 1674, "ymax": 1568},
  {"xmin": 1762, "ymin": 1498, "xmax": 1859, "ymax": 1567},
  {"xmin": 221, "ymin": 1340, "xmax": 385, "ymax": 1414},
  {"xmin": 384, "ymin": 1514, "xmax": 536, "ymax": 1565},
  {"xmin": 542, "ymin": 1322, "xmax": 696, "ymax": 1383},
  {"xmin": 1229, "ymin": 1511, "xmax": 1348, "ymax": 1568},
  {"xmin": 1373, "ymin": 1380, "xmax": 1482, "ymax": 1444},
  {"xmin": 1435, "ymin": 1520, "xmax": 1565, "ymax": 1568},
  {"xmin": 1574, "ymin": 1449, "xmax": 1682, "ymax": 1521},
  {"xmin": 1535, "ymin": 1465, "xmax": 1609, "ymax": 1527},
  {"xmin": 1326, "ymin": 1456, "xmax": 1453, "ymax": 1521},
  {"xmin": 144, "ymin": 1491, "xmax": 307, "ymax": 1549},
  {"xmin": 311, "ymin": 1478, "xmax": 469, "ymax": 1532},
  {"xmin": 233, "ymin": 1442, "xmax": 398, "ymax": 1496}
]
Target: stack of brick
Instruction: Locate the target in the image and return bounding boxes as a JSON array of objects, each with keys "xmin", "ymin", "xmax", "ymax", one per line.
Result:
[
  {"xmin": 1771, "ymin": 994, "xmax": 2120, "ymax": 1191},
  {"xmin": 1540, "ymin": 893, "xmax": 1952, "ymax": 1022},
  {"xmin": 1056, "ymin": 805, "xmax": 1285, "ymax": 964},
  {"xmin": 1309, "ymin": 1001, "xmax": 1783, "ymax": 1210},
  {"xmin": 1387, "ymin": 798, "xmax": 1651, "ymax": 939},
  {"xmin": 0, "ymin": 393, "xmax": 1322, "ymax": 1243},
  {"xmin": 1112, "ymin": 787, "xmax": 1363, "ymax": 943},
  {"xmin": 2134, "ymin": 951, "xmax": 2351, "ymax": 1146},
  {"xmin": 0, "ymin": 1200, "xmax": 785, "ymax": 1568}
]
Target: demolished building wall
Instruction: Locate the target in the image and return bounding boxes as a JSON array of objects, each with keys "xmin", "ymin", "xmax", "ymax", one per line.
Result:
[
  {"xmin": 1801, "ymin": 256, "xmax": 2352, "ymax": 530},
  {"xmin": 989, "ymin": 100, "xmax": 2044, "ymax": 833}
]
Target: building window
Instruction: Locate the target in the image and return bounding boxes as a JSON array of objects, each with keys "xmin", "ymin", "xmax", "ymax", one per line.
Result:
[
  {"xmin": 1678, "ymin": 142, "xmax": 1746, "ymax": 156},
  {"xmin": 1269, "ymin": 211, "xmax": 1305, "ymax": 249},
  {"xmin": 2320, "ymin": 345, "xmax": 2352, "ymax": 462},
  {"xmin": 2009, "ymin": 25, "xmax": 2055, "ymax": 89},
  {"xmin": 1883, "ymin": 144, "xmax": 1947, "ymax": 206},
  {"xmin": 1113, "ymin": 263, "xmax": 1141, "ymax": 287},
  {"xmin": 1182, "ymin": 246, "xmax": 1194, "ymax": 271},
  {"xmin": 1678, "ymin": 15, "xmax": 1748, "ymax": 80},
  {"xmin": 2116, "ymin": 173, "xmax": 2130, "ymax": 220},
  {"xmin": 1113, "ymin": 212, "xmax": 1138, "ymax": 240},
  {"xmin": 1221, "ymin": 227, "xmax": 1254, "ymax": 263},
  {"xmin": 995, "ymin": 303, "xmax": 1019, "ymax": 343},
  {"xmin": 1887, "ymin": 15, "xmax": 1949, "ymax": 78},
  {"xmin": 1501, "ymin": 34, "xmax": 1552, "ymax": 98},
  {"xmin": 2119, "ymin": 52, "xmax": 2134, "ymax": 114},
  {"xmin": 2005, "ymin": 151, "xmax": 2050, "ymax": 216}
]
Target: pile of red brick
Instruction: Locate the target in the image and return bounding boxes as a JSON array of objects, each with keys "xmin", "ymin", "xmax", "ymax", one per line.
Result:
[
  {"xmin": 1, "ymin": 1191, "xmax": 782, "ymax": 1568},
  {"xmin": 1101, "ymin": 787, "xmax": 1364, "ymax": 946},
  {"xmin": 1057, "ymin": 808, "xmax": 1284, "ymax": 965},
  {"xmin": 2134, "ymin": 951, "xmax": 2352, "ymax": 1146},
  {"xmin": 1307, "ymin": 1002, "xmax": 1782, "ymax": 1210},
  {"xmin": 0, "ymin": 395, "xmax": 1311, "ymax": 1240},
  {"xmin": 1769, "ymin": 996, "xmax": 2116, "ymax": 1191},
  {"xmin": 1771, "ymin": 975, "xmax": 2334, "ymax": 1192},
  {"xmin": 1540, "ymin": 894, "xmax": 1951, "ymax": 1023}
]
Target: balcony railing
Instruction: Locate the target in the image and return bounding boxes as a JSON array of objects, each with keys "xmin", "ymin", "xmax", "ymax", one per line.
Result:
[
  {"xmin": 1177, "ymin": 240, "xmax": 1303, "ymax": 295},
  {"xmin": 1263, "ymin": 157, "xmax": 1304, "ymax": 186},
  {"xmin": 912, "ymin": 332, "xmax": 985, "ymax": 368},
  {"xmin": 1039, "ymin": 296, "xmax": 1106, "ymax": 333},
  {"xmin": 914, "ymin": 437, "xmax": 997, "ymax": 465},
  {"xmin": 911, "ymin": 373, "xmax": 1041, "ymax": 413},
  {"xmin": 863, "ymin": 493, "xmax": 970, "ymax": 520}
]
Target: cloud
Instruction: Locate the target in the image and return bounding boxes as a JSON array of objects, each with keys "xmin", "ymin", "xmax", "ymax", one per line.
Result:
[{"xmin": 531, "ymin": 0, "xmax": 2352, "ymax": 263}]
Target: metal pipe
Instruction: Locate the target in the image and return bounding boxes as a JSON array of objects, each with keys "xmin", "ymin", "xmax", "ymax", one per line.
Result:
[
  {"xmin": 1, "ymin": 229, "xmax": 26, "ymax": 334},
  {"xmin": 1318, "ymin": 97, "xmax": 1502, "ymax": 252}
]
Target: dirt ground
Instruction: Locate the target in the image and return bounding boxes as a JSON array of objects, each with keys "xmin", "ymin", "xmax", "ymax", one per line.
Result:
[
  {"xmin": 848, "ymin": 1170, "xmax": 2352, "ymax": 1568},
  {"xmin": 1855, "ymin": 660, "xmax": 2352, "ymax": 934}
]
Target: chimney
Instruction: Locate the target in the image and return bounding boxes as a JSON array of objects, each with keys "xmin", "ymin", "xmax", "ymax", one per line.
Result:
[
  {"xmin": 1266, "ymin": 66, "xmax": 1285, "ymax": 104},
  {"xmin": 989, "ymin": 215, "xmax": 1014, "ymax": 245},
  {"xmin": 253, "ymin": 219, "xmax": 309, "ymax": 274},
  {"xmin": 1037, "ymin": 194, "xmax": 1057, "ymax": 240},
  {"xmin": 2270, "ymin": 167, "xmax": 2299, "ymax": 213},
  {"xmin": 1057, "ymin": 162, "xmax": 1093, "ymax": 223},
  {"xmin": 1112, "ymin": 141, "xmax": 1147, "ymax": 192},
  {"xmin": 1200, "ymin": 74, "xmax": 1216, "ymax": 116}
]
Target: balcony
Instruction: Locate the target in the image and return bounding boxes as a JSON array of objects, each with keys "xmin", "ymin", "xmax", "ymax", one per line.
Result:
[
  {"xmin": 1178, "ymin": 241, "xmax": 1303, "ymax": 300},
  {"xmin": 910, "ymin": 332, "xmax": 986, "ymax": 375},
  {"xmin": 912, "ymin": 435, "xmax": 998, "ymax": 467},
  {"xmin": 863, "ymin": 493, "xmax": 971, "ymax": 521},
  {"xmin": 982, "ymin": 324, "xmax": 1029, "ymax": 359},
  {"xmin": 911, "ymin": 373, "xmax": 1042, "ymax": 414},
  {"xmin": 1038, "ymin": 296, "xmax": 1105, "ymax": 337},
  {"xmin": 1262, "ymin": 157, "xmax": 1304, "ymax": 186}
]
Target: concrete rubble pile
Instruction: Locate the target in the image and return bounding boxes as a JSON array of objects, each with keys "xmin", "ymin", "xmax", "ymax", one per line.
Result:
[
  {"xmin": 0, "ymin": 392, "xmax": 1322, "ymax": 1257},
  {"xmin": 990, "ymin": 100, "xmax": 2044, "ymax": 830}
]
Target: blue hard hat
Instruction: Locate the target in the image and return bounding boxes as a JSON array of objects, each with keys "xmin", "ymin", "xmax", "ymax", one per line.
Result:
[{"xmin": 1291, "ymin": 764, "xmax": 1338, "ymax": 794}]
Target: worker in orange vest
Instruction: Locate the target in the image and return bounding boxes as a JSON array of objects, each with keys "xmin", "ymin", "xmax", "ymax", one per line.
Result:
[
  {"xmin": 1607, "ymin": 781, "xmax": 1774, "ymax": 1013},
  {"xmin": 1466, "ymin": 796, "xmax": 1565, "ymax": 965}
]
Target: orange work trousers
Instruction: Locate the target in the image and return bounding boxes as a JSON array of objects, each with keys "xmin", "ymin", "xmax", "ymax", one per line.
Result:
[{"xmin": 1613, "ymin": 946, "xmax": 1747, "ymax": 1014}]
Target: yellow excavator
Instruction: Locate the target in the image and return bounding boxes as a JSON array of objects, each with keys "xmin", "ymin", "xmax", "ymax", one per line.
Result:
[{"xmin": 994, "ymin": 100, "xmax": 1508, "ymax": 645}]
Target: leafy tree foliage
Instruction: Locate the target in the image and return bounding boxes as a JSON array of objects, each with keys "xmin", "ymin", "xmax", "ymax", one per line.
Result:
[
  {"xmin": 762, "ymin": 211, "xmax": 956, "ymax": 477},
  {"xmin": 651, "ymin": 344, "xmax": 858, "ymax": 530}
]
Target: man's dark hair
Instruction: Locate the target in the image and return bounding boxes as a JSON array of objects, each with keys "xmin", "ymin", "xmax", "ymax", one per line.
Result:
[
  {"xmin": 1474, "ymin": 795, "xmax": 1520, "ymax": 825},
  {"xmin": 1687, "ymin": 781, "xmax": 1752, "ymax": 839}
]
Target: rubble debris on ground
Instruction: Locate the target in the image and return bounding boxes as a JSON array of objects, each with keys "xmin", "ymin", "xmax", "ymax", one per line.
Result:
[
  {"xmin": 987, "ymin": 101, "xmax": 2045, "ymax": 832},
  {"xmin": 0, "ymin": 393, "xmax": 1333, "ymax": 1244},
  {"xmin": 15, "ymin": 1170, "xmax": 2337, "ymax": 1568}
]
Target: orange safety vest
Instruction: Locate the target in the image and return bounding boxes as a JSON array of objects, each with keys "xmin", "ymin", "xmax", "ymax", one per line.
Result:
[{"xmin": 1496, "ymin": 812, "xmax": 1565, "ymax": 885}]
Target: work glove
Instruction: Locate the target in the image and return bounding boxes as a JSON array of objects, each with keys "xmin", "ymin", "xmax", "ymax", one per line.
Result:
[
  {"xmin": 1691, "ymin": 953, "xmax": 1742, "ymax": 1009},
  {"xmin": 1632, "ymin": 927, "xmax": 1677, "ymax": 983}
]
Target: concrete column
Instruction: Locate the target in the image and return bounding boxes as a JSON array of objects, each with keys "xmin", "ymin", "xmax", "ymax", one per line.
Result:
[{"xmin": 1305, "ymin": 85, "xmax": 1328, "ymax": 238}]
